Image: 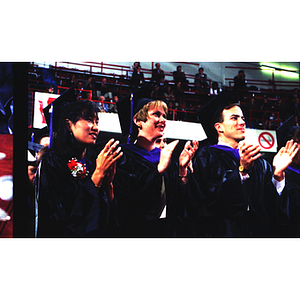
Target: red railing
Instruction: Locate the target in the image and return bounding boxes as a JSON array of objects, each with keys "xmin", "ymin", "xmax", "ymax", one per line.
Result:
[
  {"xmin": 225, "ymin": 65, "xmax": 299, "ymax": 91},
  {"xmin": 28, "ymin": 62, "xmax": 298, "ymax": 130},
  {"xmin": 249, "ymin": 110, "xmax": 280, "ymax": 129},
  {"xmin": 53, "ymin": 61, "xmax": 212, "ymax": 90},
  {"xmin": 53, "ymin": 86, "xmax": 199, "ymax": 122}
]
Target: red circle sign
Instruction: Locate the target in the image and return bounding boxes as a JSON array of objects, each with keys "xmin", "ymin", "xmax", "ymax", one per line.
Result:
[{"xmin": 258, "ymin": 132, "xmax": 275, "ymax": 149}]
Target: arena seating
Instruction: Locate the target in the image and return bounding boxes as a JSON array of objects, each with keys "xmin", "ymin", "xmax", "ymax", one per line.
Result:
[{"xmin": 28, "ymin": 62, "xmax": 300, "ymax": 130}]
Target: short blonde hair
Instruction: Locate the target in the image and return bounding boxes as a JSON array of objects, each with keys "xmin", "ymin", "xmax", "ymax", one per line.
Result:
[{"xmin": 134, "ymin": 100, "xmax": 168, "ymax": 122}]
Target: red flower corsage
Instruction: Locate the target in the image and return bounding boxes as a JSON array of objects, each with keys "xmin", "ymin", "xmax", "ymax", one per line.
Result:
[{"xmin": 67, "ymin": 158, "xmax": 89, "ymax": 178}]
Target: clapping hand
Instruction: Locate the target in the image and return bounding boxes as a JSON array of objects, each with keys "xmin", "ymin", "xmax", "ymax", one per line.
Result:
[
  {"xmin": 157, "ymin": 140, "xmax": 179, "ymax": 174},
  {"xmin": 179, "ymin": 140, "xmax": 199, "ymax": 176},
  {"xmin": 273, "ymin": 139, "xmax": 299, "ymax": 181},
  {"xmin": 92, "ymin": 138, "xmax": 123, "ymax": 189},
  {"xmin": 96, "ymin": 139, "xmax": 122, "ymax": 174},
  {"xmin": 239, "ymin": 142, "xmax": 261, "ymax": 173}
]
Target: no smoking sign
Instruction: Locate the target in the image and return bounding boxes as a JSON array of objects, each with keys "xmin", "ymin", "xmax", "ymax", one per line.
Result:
[
  {"xmin": 244, "ymin": 129, "xmax": 278, "ymax": 153},
  {"xmin": 258, "ymin": 132, "xmax": 275, "ymax": 150}
]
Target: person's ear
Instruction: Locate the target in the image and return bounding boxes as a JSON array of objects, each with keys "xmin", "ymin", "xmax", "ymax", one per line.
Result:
[
  {"xmin": 214, "ymin": 122, "xmax": 224, "ymax": 134},
  {"xmin": 133, "ymin": 118, "xmax": 142, "ymax": 129},
  {"xmin": 65, "ymin": 119, "xmax": 73, "ymax": 132}
]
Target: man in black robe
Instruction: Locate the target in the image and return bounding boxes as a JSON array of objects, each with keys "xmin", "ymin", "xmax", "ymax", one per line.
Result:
[
  {"xmin": 275, "ymin": 124, "xmax": 300, "ymax": 236},
  {"xmin": 113, "ymin": 142, "xmax": 182, "ymax": 237},
  {"xmin": 278, "ymin": 161, "xmax": 300, "ymax": 236},
  {"xmin": 186, "ymin": 91, "xmax": 297, "ymax": 237},
  {"xmin": 114, "ymin": 88, "xmax": 197, "ymax": 237}
]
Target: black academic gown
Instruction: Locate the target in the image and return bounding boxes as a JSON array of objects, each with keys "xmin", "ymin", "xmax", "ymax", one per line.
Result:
[
  {"xmin": 113, "ymin": 143, "xmax": 182, "ymax": 237},
  {"xmin": 187, "ymin": 145, "xmax": 279, "ymax": 237},
  {"xmin": 275, "ymin": 165, "xmax": 300, "ymax": 237},
  {"xmin": 35, "ymin": 150, "xmax": 110, "ymax": 237}
]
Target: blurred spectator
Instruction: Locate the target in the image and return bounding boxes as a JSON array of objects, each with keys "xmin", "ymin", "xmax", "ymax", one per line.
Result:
[
  {"xmin": 174, "ymin": 81, "xmax": 185, "ymax": 106},
  {"xmin": 75, "ymin": 80, "xmax": 84, "ymax": 100},
  {"xmin": 98, "ymin": 91, "xmax": 119, "ymax": 113},
  {"xmin": 187, "ymin": 103, "xmax": 200, "ymax": 122},
  {"xmin": 151, "ymin": 85, "xmax": 162, "ymax": 99},
  {"xmin": 130, "ymin": 65, "xmax": 145, "ymax": 89},
  {"xmin": 167, "ymin": 101, "xmax": 177, "ymax": 120},
  {"xmin": 47, "ymin": 86, "xmax": 55, "ymax": 94},
  {"xmin": 158, "ymin": 76, "xmax": 168, "ymax": 94},
  {"xmin": 84, "ymin": 76, "xmax": 95, "ymax": 99},
  {"xmin": 98, "ymin": 95, "xmax": 108, "ymax": 112},
  {"xmin": 192, "ymin": 102, "xmax": 202, "ymax": 113},
  {"xmin": 210, "ymin": 81, "xmax": 222, "ymax": 95},
  {"xmin": 276, "ymin": 97, "xmax": 285, "ymax": 110},
  {"xmin": 129, "ymin": 62, "xmax": 140, "ymax": 78},
  {"xmin": 151, "ymin": 63, "xmax": 165, "ymax": 85},
  {"xmin": 264, "ymin": 112, "xmax": 279, "ymax": 130},
  {"xmin": 177, "ymin": 101, "xmax": 188, "ymax": 121},
  {"xmin": 260, "ymin": 96, "xmax": 272, "ymax": 111},
  {"xmin": 276, "ymin": 97, "xmax": 288, "ymax": 122},
  {"xmin": 154, "ymin": 137, "xmax": 167, "ymax": 150},
  {"xmin": 164, "ymin": 85, "xmax": 175, "ymax": 102},
  {"xmin": 290, "ymin": 88, "xmax": 300, "ymax": 100},
  {"xmin": 259, "ymin": 96, "xmax": 276, "ymax": 129},
  {"xmin": 66, "ymin": 73, "xmax": 78, "ymax": 87},
  {"xmin": 245, "ymin": 96, "xmax": 259, "ymax": 128},
  {"xmin": 109, "ymin": 95, "xmax": 119, "ymax": 113},
  {"xmin": 292, "ymin": 97, "xmax": 300, "ymax": 119},
  {"xmin": 194, "ymin": 67, "xmax": 208, "ymax": 93},
  {"xmin": 233, "ymin": 70, "xmax": 247, "ymax": 101},
  {"xmin": 35, "ymin": 68, "xmax": 45, "ymax": 86},
  {"xmin": 173, "ymin": 65, "xmax": 188, "ymax": 89},
  {"xmin": 98, "ymin": 78, "xmax": 113, "ymax": 101}
]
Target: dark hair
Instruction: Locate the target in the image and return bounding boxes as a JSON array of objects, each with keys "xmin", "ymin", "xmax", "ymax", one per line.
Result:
[
  {"xmin": 214, "ymin": 103, "xmax": 241, "ymax": 124},
  {"xmin": 53, "ymin": 100, "xmax": 100, "ymax": 159},
  {"xmin": 212, "ymin": 81, "xmax": 219, "ymax": 90}
]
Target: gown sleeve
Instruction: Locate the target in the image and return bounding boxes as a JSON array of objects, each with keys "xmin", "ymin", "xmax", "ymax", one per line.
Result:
[
  {"xmin": 35, "ymin": 151, "xmax": 109, "ymax": 237},
  {"xmin": 276, "ymin": 169, "xmax": 300, "ymax": 236},
  {"xmin": 188, "ymin": 147, "xmax": 245, "ymax": 218},
  {"xmin": 186, "ymin": 146, "xmax": 280, "ymax": 236}
]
